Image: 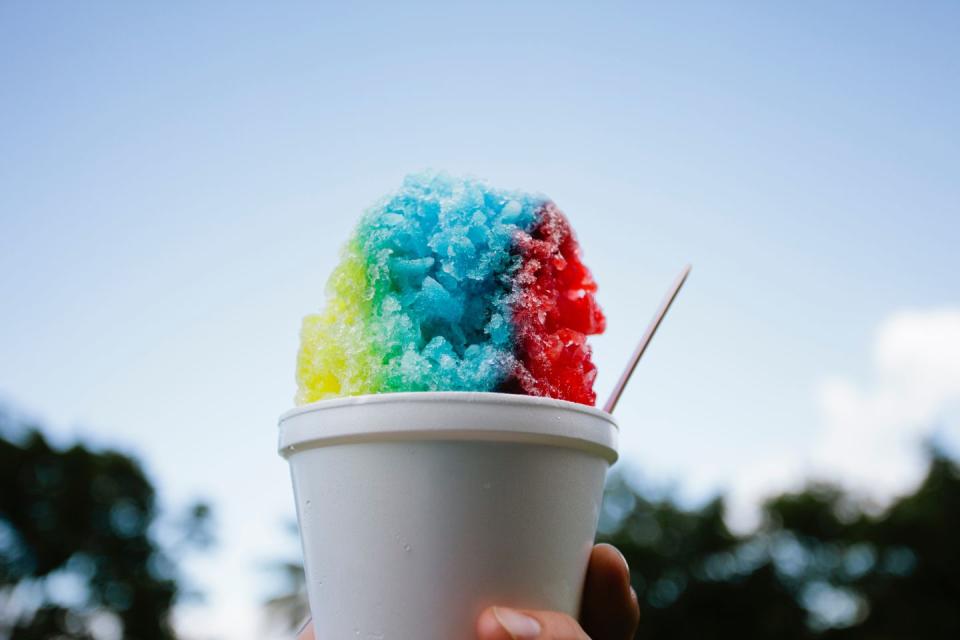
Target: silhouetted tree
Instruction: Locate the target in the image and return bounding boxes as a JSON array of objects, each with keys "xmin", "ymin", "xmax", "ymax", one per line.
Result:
[
  {"xmin": 0, "ymin": 408, "xmax": 212, "ymax": 640},
  {"xmin": 598, "ymin": 450, "xmax": 960, "ymax": 639},
  {"xmin": 597, "ymin": 479, "xmax": 810, "ymax": 639},
  {"xmin": 777, "ymin": 451, "xmax": 960, "ymax": 639}
]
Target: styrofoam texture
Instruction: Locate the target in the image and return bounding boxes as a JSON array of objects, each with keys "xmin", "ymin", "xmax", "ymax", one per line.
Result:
[{"xmin": 279, "ymin": 392, "xmax": 618, "ymax": 640}]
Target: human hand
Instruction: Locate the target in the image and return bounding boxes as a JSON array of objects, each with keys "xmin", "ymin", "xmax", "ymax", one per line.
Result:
[
  {"xmin": 296, "ymin": 543, "xmax": 639, "ymax": 639},
  {"xmin": 475, "ymin": 543, "xmax": 639, "ymax": 639}
]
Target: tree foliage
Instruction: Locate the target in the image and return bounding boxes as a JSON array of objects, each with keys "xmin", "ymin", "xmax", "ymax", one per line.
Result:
[
  {"xmin": 598, "ymin": 450, "xmax": 960, "ymax": 639},
  {"xmin": 0, "ymin": 410, "xmax": 212, "ymax": 640}
]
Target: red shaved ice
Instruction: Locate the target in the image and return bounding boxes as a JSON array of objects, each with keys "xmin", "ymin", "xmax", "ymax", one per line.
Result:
[{"xmin": 507, "ymin": 203, "xmax": 605, "ymax": 405}]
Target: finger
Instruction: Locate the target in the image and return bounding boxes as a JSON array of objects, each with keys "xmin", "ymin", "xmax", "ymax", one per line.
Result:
[
  {"xmin": 579, "ymin": 544, "xmax": 641, "ymax": 640},
  {"xmin": 477, "ymin": 606, "xmax": 590, "ymax": 640},
  {"xmin": 296, "ymin": 619, "xmax": 315, "ymax": 640}
]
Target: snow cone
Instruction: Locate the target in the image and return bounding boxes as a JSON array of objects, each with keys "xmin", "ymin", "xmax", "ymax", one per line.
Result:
[{"xmin": 279, "ymin": 174, "xmax": 617, "ymax": 639}]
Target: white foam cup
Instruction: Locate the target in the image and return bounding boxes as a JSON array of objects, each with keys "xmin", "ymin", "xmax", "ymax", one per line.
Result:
[{"xmin": 278, "ymin": 391, "xmax": 618, "ymax": 640}]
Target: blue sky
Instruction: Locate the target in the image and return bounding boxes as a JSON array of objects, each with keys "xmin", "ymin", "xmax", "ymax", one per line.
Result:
[{"xmin": 2, "ymin": 2, "xmax": 958, "ymax": 638}]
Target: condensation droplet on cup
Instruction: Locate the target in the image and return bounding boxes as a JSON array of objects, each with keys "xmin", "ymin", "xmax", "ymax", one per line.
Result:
[
  {"xmin": 482, "ymin": 482, "xmax": 492, "ymax": 490},
  {"xmin": 403, "ymin": 543, "xmax": 412, "ymax": 552}
]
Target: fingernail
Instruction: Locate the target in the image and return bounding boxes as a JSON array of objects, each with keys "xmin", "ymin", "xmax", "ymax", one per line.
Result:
[{"xmin": 493, "ymin": 607, "xmax": 541, "ymax": 639}]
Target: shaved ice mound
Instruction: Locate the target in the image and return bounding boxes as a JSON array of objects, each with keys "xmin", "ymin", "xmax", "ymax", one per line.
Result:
[{"xmin": 296, "ymin": 172, "xmax": 605, "ymax": 406}]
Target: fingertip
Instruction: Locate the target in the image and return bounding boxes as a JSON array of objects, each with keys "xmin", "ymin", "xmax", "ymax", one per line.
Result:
[
  {"xmin": 592, "ymin": 543, "xmax": 631, "ymax": 589},
  {"xmin": 476, "ymin": 606, "xmax": 511, "ymax": 640},
  {"xmin": 296, "ymin": 619, "xmax": 315, "ymax": 640},
  {"xmin": 593, "ymin": 542, "xmax": 625, "ymax": 566},
  {"xmin": 581, "ymin": 544, "xmax": 639, "ymax": 639}
]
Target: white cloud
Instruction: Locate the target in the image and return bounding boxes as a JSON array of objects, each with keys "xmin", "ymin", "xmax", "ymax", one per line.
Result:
[
  {"xmin": 727, "ymin": 308, "xmax": 960, "ymax": 531},
  {"xmin": 813, "ymin": 309, "xmax": 960, "ymax": 496}
]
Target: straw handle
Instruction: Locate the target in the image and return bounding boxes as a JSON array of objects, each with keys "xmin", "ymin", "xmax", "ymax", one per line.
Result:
[{"xmin": 603, "ymin": 265, "xmax": 691, "ymax": 414}]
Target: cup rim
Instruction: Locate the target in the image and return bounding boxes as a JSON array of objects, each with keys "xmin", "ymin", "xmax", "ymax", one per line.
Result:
[
  {"xmin": 279, "ymin": 391, "xmax": 615, "ymax": 424},
  {"xmin": 278, "ymin": 391, "xmax": 619, "ymax": 463}
]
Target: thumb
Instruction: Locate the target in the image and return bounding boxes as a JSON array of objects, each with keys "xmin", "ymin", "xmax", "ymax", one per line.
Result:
[{"xmin": 476, "ymin": 606, "xmax": 590, "ymax": 640}]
